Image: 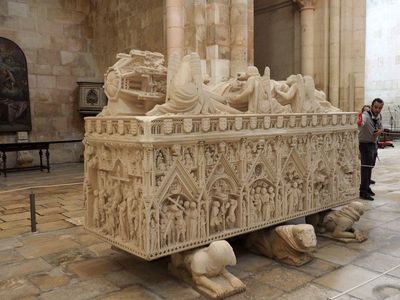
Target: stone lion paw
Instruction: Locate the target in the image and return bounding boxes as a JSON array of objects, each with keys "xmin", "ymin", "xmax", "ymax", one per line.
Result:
[
  {"xmin": 230, "ymin": 277, "xmax": 245, "ymax": 290},
  {"xmin": 214, "ymin": 286, "xmax": 226, "ymax": 298}
]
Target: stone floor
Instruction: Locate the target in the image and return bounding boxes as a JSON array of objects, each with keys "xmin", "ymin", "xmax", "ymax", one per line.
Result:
[{"xmin": 0, "ymin": 142, "xmax": 400, "ymax": 300}]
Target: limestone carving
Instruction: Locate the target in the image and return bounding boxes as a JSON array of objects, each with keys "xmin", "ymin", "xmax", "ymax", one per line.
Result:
[
  {"xmin": 84, "ymin": 112, "xmax": 359, "ymax": 259},
  {"xmin": 147, "ymin": 53, "xmax": 240, "ymax": 115},
  {"xmin": 226, "ymin": 66, "xmax": 291, "ymax": 114},
  {"xmin": 100, "ymin": 49, "xmax": 167, "ymax": 116},
  {"xmin": 272, "ymin": 74, "xmax": 341, "ymax": 113},
  {"xmin": 99, "ymin": 49, "xmax": 342, "ymax": 116},
  {"xmin": 245, "ymin": 224, "xmax": 317, "ymax": 266},
  {"xmin": 84, "ymin": 51, "xmax": 358, "ymax": 261},
  {"xmin": 306, "ymin": 201, "xmax": 367, "ymax": 242},
  {"xmin": 169, "ymin": 240, "xmax": 245, "ymax": 299}
]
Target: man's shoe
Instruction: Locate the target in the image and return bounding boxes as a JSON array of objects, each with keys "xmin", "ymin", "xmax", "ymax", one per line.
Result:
[
  {"xmin": 370, "ymin": 179, "xmax": 376, "ymax": 184},
  {"xmin": 360, "ymin": 193, "xmax": 374, "ymax": 201},
  {"xmin": 367, "ymin": 189, "xmax": 375, "ymax": 196}
]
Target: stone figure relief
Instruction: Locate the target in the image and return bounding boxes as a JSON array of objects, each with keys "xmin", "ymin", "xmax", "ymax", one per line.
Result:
[
  {"xmin": 313, "ymin": 160, "xmax": 330, "ymax": 207},
  {"xmin": 84, "ymin": 112, "xmax": 359, "ymax": 260},
  {"xmin": 245, "ymin": 224, "xmax": 317, "ymax": 266},
  {"xmin": 158, "ymin": 193, "xmax": 203, "ymax": 248},
  {"xmin": 85, "ymin": 48, "xmax": 358, "ymax": 260},
  {"xmin": 273, "ymin": 74, "xmax": 305, "ymax": 113},
  {"xmin": 272, "ymin": 74, "xmax": 342, "ymax": 114},
  {"xmin": 100, "ymin": 49, "xmax": 168, "ymax": 116},
  {"xmin": 306, "ymin": 201, "xmax": 367, "ymax": 242},
  {"xmin": 169, "ymin": 240, "xmax": 246, "ymax": 299},
  {"xmin": 84, "ymin": 144, "xmax": 147, "ymax": 248},
  {"xmin": 226, "ymin": 66, "xmax": 291, "ymax": 114},
  {"xmin": 98, "ymin": 49, "xmax": 343, "ymax": 118},
  {"xmin": 85, "ymin": 144, "xmax": 98, "ymax": 171},
  {"xmin": 282, "ymin": 161, "xmax": 306, "ymax": 214},
  {"xmin": 147, "ymin": 53, "xmax": 240, "ymax": 115},
  {"xmin": 248, "ymin": 179, "xmax": 276, "ymax": 224}
]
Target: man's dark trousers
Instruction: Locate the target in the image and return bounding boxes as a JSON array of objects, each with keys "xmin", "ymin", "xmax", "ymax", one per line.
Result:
[{"xmin": 359, "ymin": 142, "xmax": 377, "ymax": 194}]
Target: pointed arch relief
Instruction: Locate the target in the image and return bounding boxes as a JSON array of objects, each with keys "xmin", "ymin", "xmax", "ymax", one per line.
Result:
[
  {"xmin": 157, "ymin": 160, "xmax": 198, "ymax": 202},
  {"xmin": 206, "ymin": 154, "xmax": 240, "ymax": 190},
  {"xmin": 280, "ymin": 149, "xmax": 307, "ymax": 179},
  {"xmin": 245, "ymin": 152, "xmax": 277, "ymax": 184},
  {"xmin": 111, "ymin": 159, "xmax": 128, "ymax": 180}
]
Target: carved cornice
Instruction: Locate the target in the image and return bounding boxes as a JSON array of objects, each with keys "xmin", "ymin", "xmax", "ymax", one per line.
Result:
[
  {"xmin": 293, "ymin": 0, "xmax": 316, "ymax": 11},
  {"xmin": 255, "ymin": 0, "xmax": 292, "ymax": 15}
]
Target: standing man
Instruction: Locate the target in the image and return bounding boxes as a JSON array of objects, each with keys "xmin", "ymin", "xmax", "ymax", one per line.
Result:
[{"xmin": 358, "ymin": 98, "xmax": 384, "ymax": 200}]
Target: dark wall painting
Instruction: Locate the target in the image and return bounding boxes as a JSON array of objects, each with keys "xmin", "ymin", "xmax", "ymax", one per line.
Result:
[{"xmin": 0, "ymin": 37, "xmax": 31, "ymax": 132}]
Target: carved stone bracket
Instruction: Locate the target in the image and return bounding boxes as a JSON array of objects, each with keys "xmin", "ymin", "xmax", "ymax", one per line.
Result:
[{"xmin": 293, "ymin": 0, "xmax": 316, "ymax": 10}]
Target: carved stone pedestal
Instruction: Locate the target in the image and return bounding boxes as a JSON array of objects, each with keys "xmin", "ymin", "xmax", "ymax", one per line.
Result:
[
  {"xmin": 306, "ymin": 201, "xmax": 367, "ymax": 243},
  {"xmin": 246, "ymin": 224, "xmax": 317, "ymax": 266},
  {"xmin": 169, "ymin": 240, "xmax": 245, "ymax": 299}
]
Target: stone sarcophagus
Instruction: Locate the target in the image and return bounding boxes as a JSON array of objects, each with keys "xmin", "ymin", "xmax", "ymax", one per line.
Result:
[{"xmin": 83, "ymin": 112, "xmax": 359, "ymax": 260}]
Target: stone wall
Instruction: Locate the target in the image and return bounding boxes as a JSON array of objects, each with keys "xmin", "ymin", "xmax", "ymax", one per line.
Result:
[
  {"xmin": 0, "ymin": 0, "xmax": 98, "ymax": 165},
  {"xmin": 365, "ymin": 0, "xmax": 400, "ymax": 129},
  {"xmin": 89, "ymin": 0, "xmax": 166, "ymax": 75},
  {"xmin": 254, "ymin": 0, "xmax": 299, "ymax": 80},
  {"xmin": 254, "ymin": 0, "xmax": 366, "ymax": 112},
  {"xmin": 183, "ymin": 0, "xmax": 254, "ymax": 82},
  {"xmin": 337, "ymin": 0, "xmax": 366, "ymax": 112}
]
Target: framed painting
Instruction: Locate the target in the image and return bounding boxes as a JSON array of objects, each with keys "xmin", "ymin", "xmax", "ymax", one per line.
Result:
[{"xmin": 0, "ymin": 37, "xmax": 32, "ymax": 132}]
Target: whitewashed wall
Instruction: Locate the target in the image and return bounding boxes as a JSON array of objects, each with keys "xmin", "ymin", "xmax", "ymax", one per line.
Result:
[{"xmin": 365, "ymin": 0, "xmax": 400, "ymax": 129}]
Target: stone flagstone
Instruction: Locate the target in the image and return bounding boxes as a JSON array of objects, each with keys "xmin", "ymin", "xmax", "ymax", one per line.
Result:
[
  {"xmin": 314, "ymin": 244, "xmax": 363, "ymax": 265},
  {"xmin": 0, "ymin": 142, "xmax": 399, "ymax": 299},
  {"xmin": 67, "ymin": 257, "xmax": 121, "ymax": 279},
  {"xmin": 16, "ymin": 235, "xmax": 80, "ymax": 259},
  {"xmin": 96, "ymin": 285, "xmax": 162, "ymax": 300},
  {"xmin": 39, "ymin": 278, "xmax": 119, "ymax": 300},
  {"xmin": 352, "ymin": 252, "xmax": 400, "ymax": 278},
  {"xmin": 0, "ymin": 278, "xmax": 40, "ymax": 300},
  {"xmin": 255, "ymin": 265, "xmax": 314, "ymax": 292},
  {"xmin": 0, "ymin": 258, "xmax": 52, "ymax": 281}
]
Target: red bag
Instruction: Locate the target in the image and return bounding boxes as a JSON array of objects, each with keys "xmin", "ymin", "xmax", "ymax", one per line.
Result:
[{"xmin": 357, "ymin": 113, "xmax": 363, "ymax": 126}]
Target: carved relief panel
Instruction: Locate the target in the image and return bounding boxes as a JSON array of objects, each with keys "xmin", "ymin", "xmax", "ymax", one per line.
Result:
[{"xmin": 84, "ymin": 113, "xmax": 359, "ymax": 260}]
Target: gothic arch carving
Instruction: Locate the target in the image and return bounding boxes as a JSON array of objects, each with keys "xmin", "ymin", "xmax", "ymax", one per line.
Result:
[{"xmin": 157, "ymin": 160, "xmax": 198, "ymax": 202}]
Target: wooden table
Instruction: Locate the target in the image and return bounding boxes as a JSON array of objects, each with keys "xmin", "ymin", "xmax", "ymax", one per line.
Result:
[{"xmin": 0, "ymin": 140, "xmax": 82, "ymax": 177}]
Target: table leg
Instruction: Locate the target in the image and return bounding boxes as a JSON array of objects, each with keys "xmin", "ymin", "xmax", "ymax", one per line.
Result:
[
  {"xmin": 39, "ymin": 149, "xmax": 43, "ymax": 171},
  {"xmin": 46, "ymin": 149, "xmax": 50, "ymax": 172},
  {"xmin": 2, "ymin": 151, "xmax": 6, "ymax": 177}
]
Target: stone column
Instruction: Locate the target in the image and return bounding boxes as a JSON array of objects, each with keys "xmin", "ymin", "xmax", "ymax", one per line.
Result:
[
  {"xmin": 329, "ymin": 0, "xmax": 340, "ymax": 107},
  {"xmin": 166, "ymin": 0, "xmax": 184, "ymax": 60},
  {"xmin": 247, "ymin": 0, "xmax": 254, "ymax": 66},
  {"xmin": 230, "ymin": 0, "xmax": 250, "ymax": 77},
  {"xmin": 294, "ymin": 0, "xmax": 316, "ymax": 77},
  {"xmin": 206, "ymin": 0, "xmax": 231, "ymax": 82}
]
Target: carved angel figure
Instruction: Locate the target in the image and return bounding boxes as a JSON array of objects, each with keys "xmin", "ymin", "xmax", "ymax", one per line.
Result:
[
  {"xmin": 274, "ymin": 74, "xmax": 305, "ymax": 113},
  {"xmin": 273, "ymin": 74, "xmax": 342, "ymax": 113}
]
